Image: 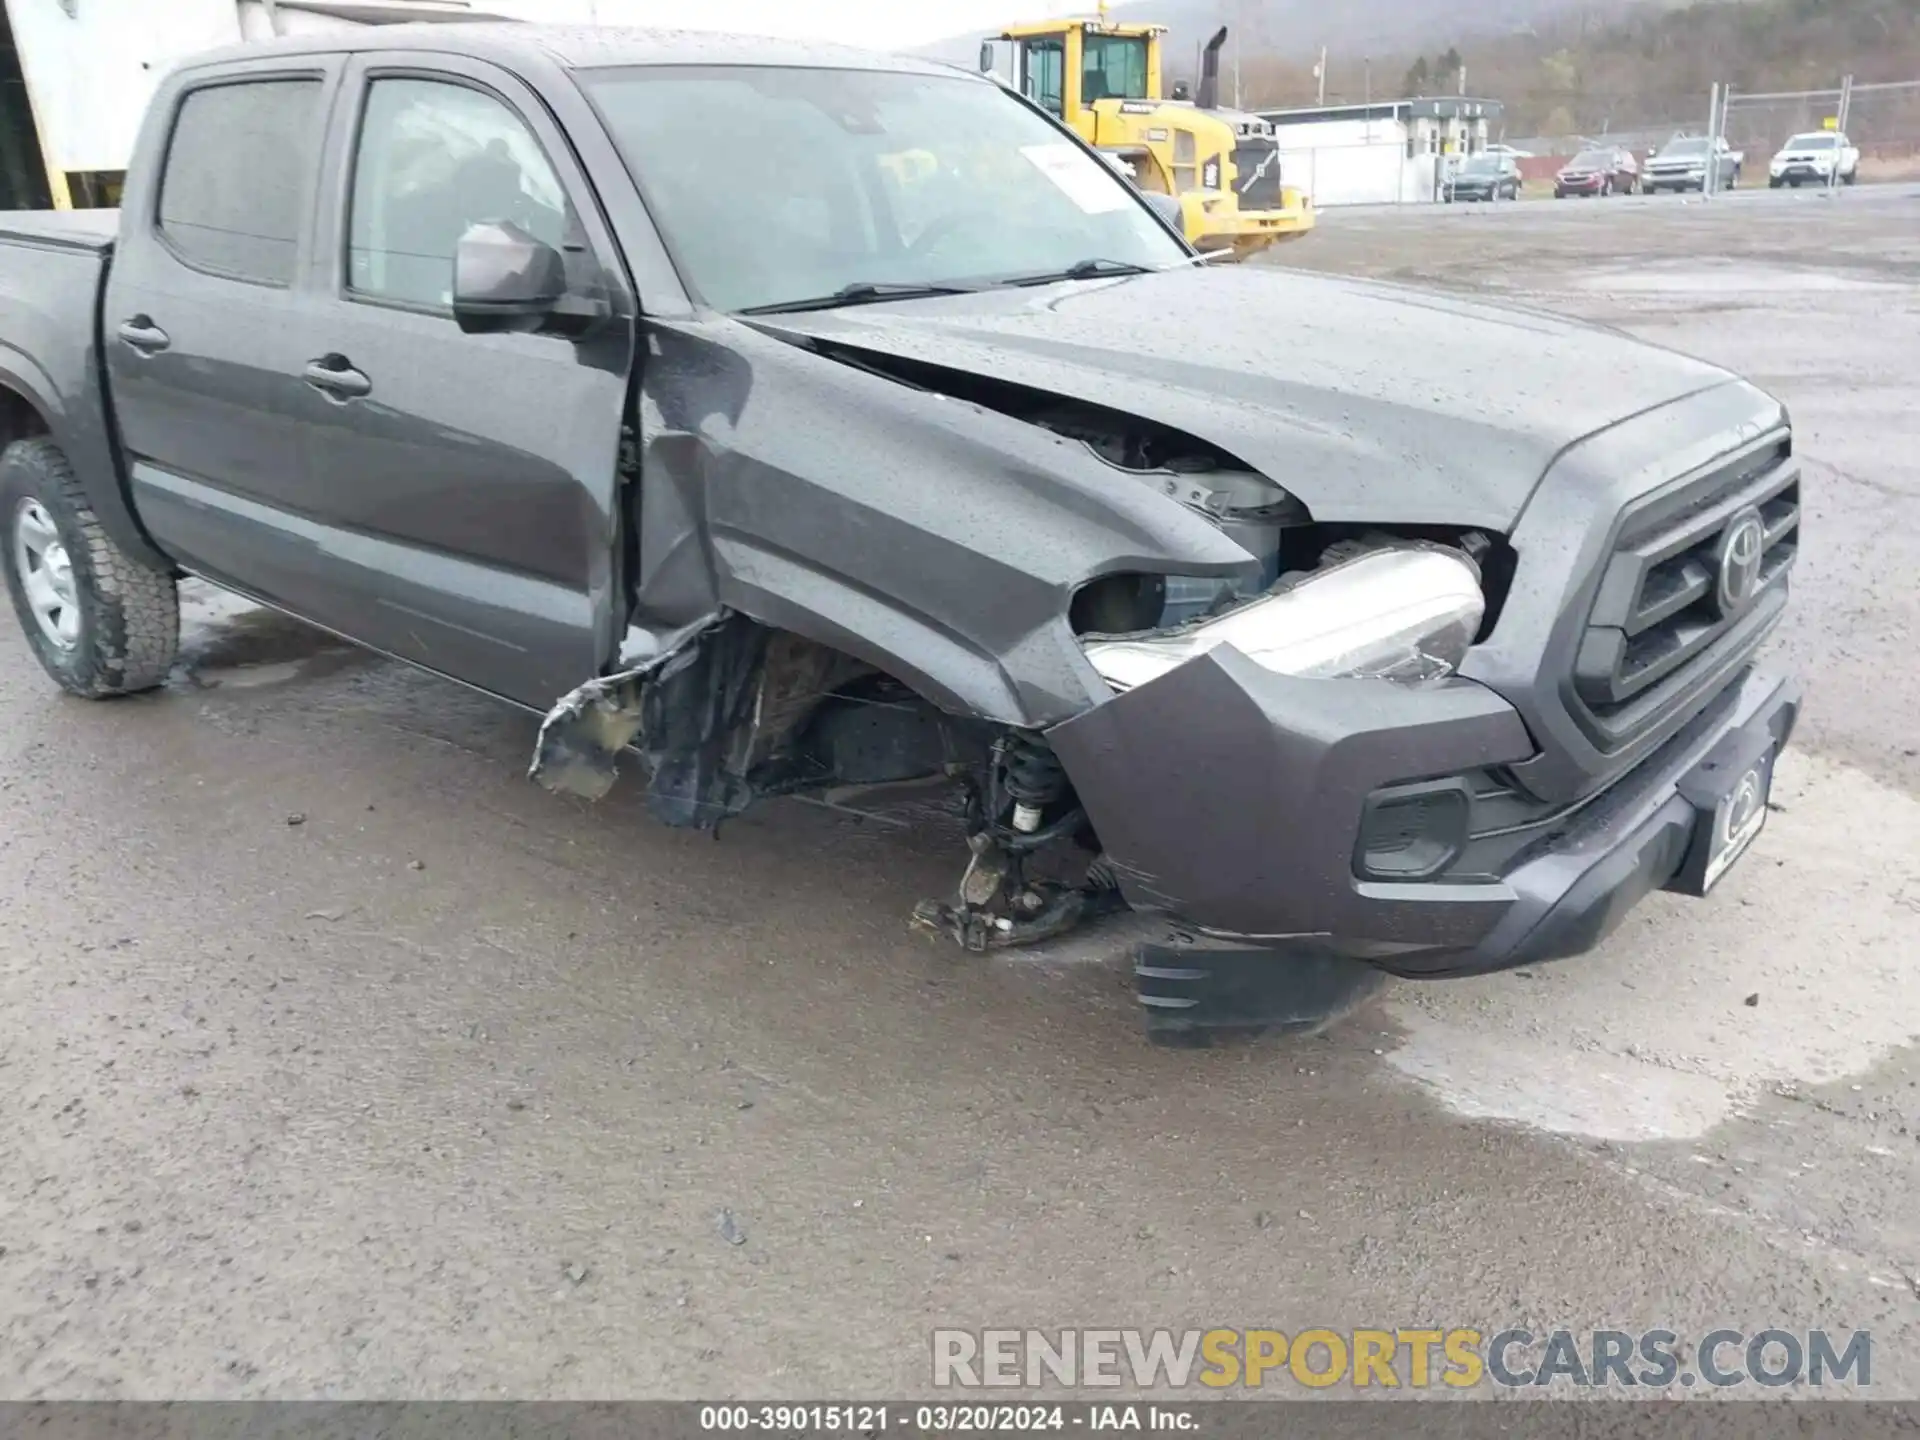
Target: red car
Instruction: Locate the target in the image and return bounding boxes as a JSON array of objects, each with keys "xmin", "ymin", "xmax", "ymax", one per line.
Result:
[{"xmin": 1554, "ymin": 146, "xmax": 1639, "ymax": 198}]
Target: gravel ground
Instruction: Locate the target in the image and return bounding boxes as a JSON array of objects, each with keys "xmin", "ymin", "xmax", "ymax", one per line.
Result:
[{"xmin": 2, "ymin": 182, "xmax": 1917, "ymax": 1402}]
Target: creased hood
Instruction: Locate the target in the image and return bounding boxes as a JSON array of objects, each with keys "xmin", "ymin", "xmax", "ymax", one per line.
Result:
[{"xmin": 749, "ymin": 264, "xmax": 1736, "ymax": 532}]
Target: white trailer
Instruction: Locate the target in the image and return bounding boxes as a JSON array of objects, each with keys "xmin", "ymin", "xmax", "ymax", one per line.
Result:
[{"xmin": 1, "ymin": 0, "xmax": 514, "ymax": 209}]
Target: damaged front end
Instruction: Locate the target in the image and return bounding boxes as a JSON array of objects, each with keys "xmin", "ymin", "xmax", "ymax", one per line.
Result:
[
  {"xmin": 529, "ymin": 301, "xmax": 1526, "ymax": 970},
  {"xmin": 532, "ymin": 609, "xmax": 1118, "ymax": 951}
]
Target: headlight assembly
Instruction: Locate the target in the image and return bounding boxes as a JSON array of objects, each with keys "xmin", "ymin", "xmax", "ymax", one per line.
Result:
[{"xmin": 1082, "ymin": 547, "xmax": 1485, "ymax": 693}]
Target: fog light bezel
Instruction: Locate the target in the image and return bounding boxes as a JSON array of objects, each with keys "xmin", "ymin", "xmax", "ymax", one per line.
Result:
[{"xmin": 1354, "ymin": 777, "xmax": 1473, "ymax": 882}]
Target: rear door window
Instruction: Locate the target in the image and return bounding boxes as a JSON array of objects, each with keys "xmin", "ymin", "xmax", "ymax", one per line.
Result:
[{"xmin": 157, "ymin": 78, "xmax": 324, "ymax": 285}]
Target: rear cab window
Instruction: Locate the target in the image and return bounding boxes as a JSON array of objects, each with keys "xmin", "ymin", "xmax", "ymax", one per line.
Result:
[{"xmin": 157, "ymin": 78, "xmax": 325, "ymax": 285}]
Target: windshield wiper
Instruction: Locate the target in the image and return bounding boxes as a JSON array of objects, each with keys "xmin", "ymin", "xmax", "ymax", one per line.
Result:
[
  {"xmin": 995, "ymin": 257, "xmax": 1161, "ymax": 287},
  {"xmin": 738, "ymin": 281, "xmax": 983, "ymax": 316}
]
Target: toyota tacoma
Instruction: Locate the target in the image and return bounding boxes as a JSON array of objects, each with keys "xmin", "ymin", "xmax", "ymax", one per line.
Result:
[{"xmin": 0, "ymin": 26, "xmax": 1800, "ymax": 1041}]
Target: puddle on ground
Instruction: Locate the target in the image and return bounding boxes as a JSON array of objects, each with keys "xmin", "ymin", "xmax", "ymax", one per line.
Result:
[
  {"xmin": 173, "ymin": 580, "xmax": 364, "ymax": 691},
  {"xmin": 1381, "ymin": 751, "xmax": 1920, "ymax": 1141}
]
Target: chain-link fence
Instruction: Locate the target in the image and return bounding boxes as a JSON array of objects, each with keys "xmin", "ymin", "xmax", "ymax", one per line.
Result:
[
  {"xmin": 1848, "ymin": 80, "xmax": 1920, "ymax": 181},
  {"xmin": 1707, "ymin": 76, "xmax": 1920, "ymax": 193}
]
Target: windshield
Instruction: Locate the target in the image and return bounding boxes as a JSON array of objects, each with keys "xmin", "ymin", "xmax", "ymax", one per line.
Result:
[
  {"xmin": 1460, "ymin": 156, "xmax": 1502, "ymax": 175},
  {"xmin": 1083, "ymin": 35, "xmax": 1150, "ymax": 102},
  {"xmin": 1784, "ymin": 133, "xmax": 1837, "ymax": 149},
  {"xmin": 1571, "ymin": 151, "xmax": 1611, "ymax": 167},
  {"xmin": 1663, "ymin": 138, "xmax": 1709, "ymax": 156},
  {"xmin": 581, "ymin": 65, "xmax": 1185, "ymax": 312}
]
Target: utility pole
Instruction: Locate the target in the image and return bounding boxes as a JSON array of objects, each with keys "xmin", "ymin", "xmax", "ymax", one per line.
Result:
[{"xmin": 1316, "ymin": 45, "xmax": 1327, "ymax": 106}]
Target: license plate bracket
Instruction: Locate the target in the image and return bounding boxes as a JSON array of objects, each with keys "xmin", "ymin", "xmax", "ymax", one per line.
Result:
[{"xmin": 1668, "ymin": 724, "xmax": 1777, "ymax": 897}]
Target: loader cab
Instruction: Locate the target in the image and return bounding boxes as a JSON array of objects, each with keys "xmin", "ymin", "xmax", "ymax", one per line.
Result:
[{"xmin": 985, "ymin": 20, "xmax": 1165, "ymax": 142}]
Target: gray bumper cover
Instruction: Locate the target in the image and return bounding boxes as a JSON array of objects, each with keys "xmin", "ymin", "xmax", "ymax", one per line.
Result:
[{"xmin": 1049, "ymin": 647, "xmax": 1799, "ymax": 980}]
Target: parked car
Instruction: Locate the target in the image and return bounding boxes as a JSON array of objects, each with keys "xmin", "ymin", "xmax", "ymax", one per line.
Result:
[
  {"xmin": 1554, "ymin": 146, "xmax": 1638, "ymax": 197},
  {"xmin": 1644, "ymin": 135, "xmax": 1743, "ymax": 192},
  {"xmin": 0, "ymin": 26, "xmax": 1801, "ymax": 1041},
  {"xmin": 1447, "ymin": 153, "xmax": 1523, "ymax": 202},
  {"xmin": 1769, "ymin": 131, "xmax": 1860, "ymax": 187}
]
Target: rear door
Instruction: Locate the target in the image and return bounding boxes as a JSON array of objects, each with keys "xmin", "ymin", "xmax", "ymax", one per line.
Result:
[
  {"xmin": 286, "ymin": 52, "xmax": 637, "ymax": 708},
  {"xmin": 104, "ymin": 55, "xmax": 344, "ymax": 610}
]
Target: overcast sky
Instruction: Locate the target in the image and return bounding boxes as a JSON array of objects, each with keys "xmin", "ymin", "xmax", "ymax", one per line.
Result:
[{"xmin": 484, "ymin": 0, "xmax": 1085, "ymax": 51}]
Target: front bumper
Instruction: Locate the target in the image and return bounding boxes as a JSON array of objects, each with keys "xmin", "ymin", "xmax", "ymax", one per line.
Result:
[
  {"xmin": 1049, "ymin": 650, "xmax": 1800, "ymax": 982},
  {"xmin": 1186, "ymin": 189, "xmax": 1317, "ymax": 259}
]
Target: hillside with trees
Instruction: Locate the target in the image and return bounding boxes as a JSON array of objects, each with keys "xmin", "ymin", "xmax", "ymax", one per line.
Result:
[{"xmin": 1236, "ymin": 0, "xmax": 1919, "ymax": 144}]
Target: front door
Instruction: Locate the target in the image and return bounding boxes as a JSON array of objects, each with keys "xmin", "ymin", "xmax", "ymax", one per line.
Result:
[
  {"xmin": 289, "ymin": 54, "xmax": 636, "ymax": 708},
  {"xmin": 104, "ymin": 57, "xmax": 344, "ymax": 612}
]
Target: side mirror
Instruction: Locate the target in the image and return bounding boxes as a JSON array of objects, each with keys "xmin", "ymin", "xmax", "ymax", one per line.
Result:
[
  {"xmin": 979, "ymin": 41, "xmax": 994, "ymax": 74},
  {"xmin": 453, "ymin": 221, "xmax": 568, "ymax": 335}
]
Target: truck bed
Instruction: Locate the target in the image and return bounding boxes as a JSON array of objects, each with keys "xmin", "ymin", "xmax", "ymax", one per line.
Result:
[
  {"xmin": 0, "ymin": 209, "xmax": 119, "ymax": 254},
  {"xmin": 0, "ymin": 206, "xmax": 162, "ymax": 569}
]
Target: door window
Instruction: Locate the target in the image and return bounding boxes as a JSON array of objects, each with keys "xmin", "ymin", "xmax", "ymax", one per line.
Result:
[
  {"xmin": 157, "ymin": 78, "xmax": 323, "ymax": 285},
  {"xmin": 1020, "ymin": 40, "xmax": 1065, "ymax": 115},
  {"xmin": 347, "ymin": 77, "xmax": 571, "ymax": 310}
]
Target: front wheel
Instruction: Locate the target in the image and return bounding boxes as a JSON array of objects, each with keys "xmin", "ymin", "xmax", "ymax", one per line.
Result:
[{"xmin": 1, "ymin": 437, "xmax": 178, "ymax": 698}]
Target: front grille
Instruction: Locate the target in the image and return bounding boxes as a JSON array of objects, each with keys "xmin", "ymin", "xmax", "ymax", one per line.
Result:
[
  {"xmin": 1231, "ymin": 139, "xmax": 1284, "ymax": 209},
  {"xmin": 1572, "ymin": 433, "xmax": 1798, "ymax": 750}
]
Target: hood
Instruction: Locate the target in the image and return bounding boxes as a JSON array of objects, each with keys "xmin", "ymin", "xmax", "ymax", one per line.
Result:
[{"xmin": 749, "ymin": 265, "xmax": 1734, "ymax": 532}]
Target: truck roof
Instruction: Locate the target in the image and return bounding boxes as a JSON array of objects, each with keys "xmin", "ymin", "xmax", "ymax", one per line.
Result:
[{"xmin": 178, "ymin": 23, "xmax": 967, "ymax": 79}]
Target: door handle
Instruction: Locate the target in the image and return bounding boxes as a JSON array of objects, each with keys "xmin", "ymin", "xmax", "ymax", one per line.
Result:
[
  {"xmin": 302, "ymin": 356, "xmax": 372, "ymax": 401},
  {"xmin": 117, "ymin": 316, "xmax": 170, "ymax": 354}
]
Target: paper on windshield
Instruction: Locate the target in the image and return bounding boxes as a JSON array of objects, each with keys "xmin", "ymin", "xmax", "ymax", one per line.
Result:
[{"xmin": 1020, "ymin": 143, "xmax": 1130, "ymax": 214}]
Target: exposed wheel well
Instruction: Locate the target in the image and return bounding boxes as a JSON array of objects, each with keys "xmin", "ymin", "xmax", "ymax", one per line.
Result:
[{"xmin": 0, "ymin": 384, "xmax": 50, "ymax": 452}]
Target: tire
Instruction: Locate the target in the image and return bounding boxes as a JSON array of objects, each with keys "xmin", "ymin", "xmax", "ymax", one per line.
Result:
[
  {"xmin": 1, "ymin": 436, "xmax": 178, "ymax": 698},
  {"xmin": 1844, "ymin": 168, "xmax": 1858, "ymax": 186},
  {"xmin": 1769, "ymin": 177, "xmax": 1783, "ymax": 189}
]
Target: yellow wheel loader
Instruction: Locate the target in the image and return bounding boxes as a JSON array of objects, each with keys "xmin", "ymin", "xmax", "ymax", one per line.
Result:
[{"xmin": 980, "ymin": 7, "xmax": 1313, "ymax": 260}]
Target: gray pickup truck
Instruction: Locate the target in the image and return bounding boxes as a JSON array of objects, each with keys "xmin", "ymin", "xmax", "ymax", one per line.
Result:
[{"xmin": 0, "ymin": 25, "xmax": 1800, "ymax": 1041}]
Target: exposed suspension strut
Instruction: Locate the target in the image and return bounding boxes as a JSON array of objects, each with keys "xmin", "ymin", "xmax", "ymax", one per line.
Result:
[{"xmin": 912, "ymin": 732, "xmax": 1117, "ymax": 952}]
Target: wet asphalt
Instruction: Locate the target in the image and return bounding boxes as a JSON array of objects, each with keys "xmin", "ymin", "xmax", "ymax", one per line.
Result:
[{"xmin": 2, "ymin": 183, "xmax": 1918, "ymax": 1402}]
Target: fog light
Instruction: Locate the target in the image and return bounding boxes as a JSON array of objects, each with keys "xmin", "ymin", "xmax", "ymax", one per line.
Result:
[{"xmin": 1355, "ymin": 780, "xmax": 1471, "ymax": 881}]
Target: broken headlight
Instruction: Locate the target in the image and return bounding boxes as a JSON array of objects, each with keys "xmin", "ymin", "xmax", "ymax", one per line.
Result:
[{"xmin": 1082, "ymin": 548, "xmax": 1485, "ymax": 693}]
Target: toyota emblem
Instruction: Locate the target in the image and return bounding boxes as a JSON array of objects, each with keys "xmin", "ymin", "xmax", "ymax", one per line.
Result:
[{"xmin": 1714, "ymin": 508, "xmax": 1766, "ymax": 617}]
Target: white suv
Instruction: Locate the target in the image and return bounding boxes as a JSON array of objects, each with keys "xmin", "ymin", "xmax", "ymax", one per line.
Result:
[{"xmin": 1770, "ymin": 131, "xmax": 1861, "ymax": 188}]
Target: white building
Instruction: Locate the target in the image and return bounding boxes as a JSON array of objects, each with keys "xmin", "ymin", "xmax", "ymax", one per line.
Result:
[
  {"xmin": 1258, "ymin": 97, "xmax": 1503, "ymax": 207},
  {"xmin": 0, "ymin": 0, "xmax": 513, "ymax": 209}
]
